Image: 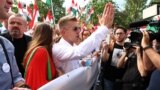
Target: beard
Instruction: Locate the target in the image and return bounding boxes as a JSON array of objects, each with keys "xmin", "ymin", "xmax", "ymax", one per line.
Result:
[{"xmin": 10, "ymin": 29, "xmax": 21, "ymax": 38}]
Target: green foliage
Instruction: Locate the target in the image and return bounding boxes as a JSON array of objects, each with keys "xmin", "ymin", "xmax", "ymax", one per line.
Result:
[
  {"xmin": 121, "ymin": 0, "xmax": 147, "ymax": 28},
  {"xmin": 86, "ymin": 0, "xmax": 122, "ymax": 27},
  {"xmin": 36, "ymin": 0, "xmax": 65, "ymax": 23},
  {"xmin": 12, "ymin": 0, "xmax": 18, "ymax": 13},
  {"xmin": 37, "ymin": 0, "xmax": 49, "ymax": 19},
  {"xmin": 91, "ymin": 0, "xmax": 114, "ymax": 24},
  {"xmin": 11, "ymin": 0, "xmax": 151, "ymax": 28},
  {"xmin": 12, "ymin": 0, "xmax": 65, "ymax": 24},
  {"xmin": 152, "ymin": 0, "xmax": 160, "ymax": 2},
  {"xmin": 91, "ymin": 0, "xmax": 148, "ymax": 28},
  {"xmin": 12, "ymin": 6, "xmax": 18, "ymax": 13},
  {"xmin": 52, "ymin": 0, "xmax": 65, "ymax": 23}
]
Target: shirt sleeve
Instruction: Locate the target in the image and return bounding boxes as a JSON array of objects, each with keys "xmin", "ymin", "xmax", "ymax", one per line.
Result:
[
  {"xmin": 12, "ymin": 56, "xmax": 25, "ymax": 84},
  {"xmin": 53, "ymin": 26, "xmax": 109, "ymax": 61},
  {"xmin": 1, "ymin": 36, "xmax": 25, "ymax": 84}
]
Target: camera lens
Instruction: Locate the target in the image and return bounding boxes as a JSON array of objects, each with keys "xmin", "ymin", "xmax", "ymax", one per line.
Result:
[{"xmin": 124, "ymin": 42, "xmax": 132, "ymax": 49}]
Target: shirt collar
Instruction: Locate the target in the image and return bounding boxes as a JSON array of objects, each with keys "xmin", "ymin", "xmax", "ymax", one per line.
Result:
[{"xmin": 59, "ymin": 38, "xmax": 73, "ymax": 47}]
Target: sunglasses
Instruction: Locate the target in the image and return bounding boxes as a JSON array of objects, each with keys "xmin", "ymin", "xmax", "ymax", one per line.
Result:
[{"xmin": 73, "ymin": 26, "xmax": 81, "ymax": 31}]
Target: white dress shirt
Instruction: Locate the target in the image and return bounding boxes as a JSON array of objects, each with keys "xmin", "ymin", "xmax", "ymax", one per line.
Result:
[{"xmin": 52, "ymin": 26, "xmax": 109, "ymax": 73}]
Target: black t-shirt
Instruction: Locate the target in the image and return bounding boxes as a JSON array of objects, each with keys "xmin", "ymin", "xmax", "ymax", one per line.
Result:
[
  {"xmin": 121, "ymin": 52, "xmax": 149, "ymax": 90},
  {"xmin": 1, "ymin": 33, "xmax": 31, "ymax": 76},
  {"xmin": 102, "ymin": 43, "xmax": 126, "ymax": 81},
  {"xmin": 122, "ymin": 52, "xmax": 142, "ymax": 82}
]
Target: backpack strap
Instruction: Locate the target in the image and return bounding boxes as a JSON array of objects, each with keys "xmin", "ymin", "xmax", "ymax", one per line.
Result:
[{"xmin": 24, "ymin": 47, "xmax": 52, "ymax": 81}]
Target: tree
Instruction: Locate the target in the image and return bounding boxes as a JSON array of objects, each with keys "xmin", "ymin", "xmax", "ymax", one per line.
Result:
[
  {"xmin": 117, "ymin": 0, "xmax": 147, "ymax": 28},
  {"xmin": 90, "ymin": 0, "xmax": 118, "ymax": 25},
  {"xmin": 11, "ymin": 0, "xmax": 149, "ymax": 28},
  {"xmin": 51, "ymin": 0, "xmax": 65, "ymax": 23},
  {"xmin": 37, "ymin": 0, "xmax": 65, "ymax": 23},
  {"xmin": 152, "ymin": 0, "xmax": 160, "ymax": 3}
]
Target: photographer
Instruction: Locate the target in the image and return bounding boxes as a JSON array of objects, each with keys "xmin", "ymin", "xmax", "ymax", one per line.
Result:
[
  {"xmin": 117, "ymin": 42, "xmax": 148, "ymax": 90},
  {"xmin": 141, "ymin": 30, "xmax": 160, "ymax": 90},
  {"xmin": 142, "ymin": 30, "xmax": 160, "ymax": 69}
]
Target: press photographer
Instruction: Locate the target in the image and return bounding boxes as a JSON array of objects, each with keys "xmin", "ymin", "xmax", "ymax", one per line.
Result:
[
  {"xmin": 140, "ymin": 15, "xmax": 160, "ymax": 90},
  {"xmin": 117, "ymin": 40, "xmax": 148, "ymax": 90},
  {"xmin": 128, "ymin": 19, "xmax": 160, "ymax": 47},
  {"xmin": 114, "ymin": 17, "xmax": 160, "ymax": 90}
]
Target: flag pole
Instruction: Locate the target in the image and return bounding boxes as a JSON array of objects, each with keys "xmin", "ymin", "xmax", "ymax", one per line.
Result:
[{"xmin": 50, "ymin": 0, "xmax": 55, "ymax": 25}]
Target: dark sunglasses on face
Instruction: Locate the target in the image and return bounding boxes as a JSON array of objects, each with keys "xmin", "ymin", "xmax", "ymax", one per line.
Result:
[{"xmin": 73, "ymin": 26, "xmax": 81, "ymax": 31}]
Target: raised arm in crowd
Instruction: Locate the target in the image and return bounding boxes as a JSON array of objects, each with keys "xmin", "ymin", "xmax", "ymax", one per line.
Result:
[
  {"xmin": 141, "ymin": 30, "xmax": 160, "ymax": 69},
  {"xmin": 141, "ymin": 29, "xmax": 160, "ymax": 90},
  {"xmin": 52, "ymin": 3, "xmax": 115, "ymax": 73}
]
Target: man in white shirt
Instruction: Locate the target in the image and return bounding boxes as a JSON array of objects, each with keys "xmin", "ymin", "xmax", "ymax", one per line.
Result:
[{"xmin": 52, "ymin": 3, "xmax": 114, "ymax": 73}]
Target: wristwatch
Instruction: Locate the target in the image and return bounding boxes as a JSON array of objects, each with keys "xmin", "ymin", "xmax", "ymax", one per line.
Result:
[{"xmin": 143, "ymin": 45, "xmax": 152, "ymax": 50}]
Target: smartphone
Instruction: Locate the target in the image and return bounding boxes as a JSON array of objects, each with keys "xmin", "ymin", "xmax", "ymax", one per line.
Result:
[{"xmin": 105, "ymin": 34, "xmax": 110, "ymax": 45}]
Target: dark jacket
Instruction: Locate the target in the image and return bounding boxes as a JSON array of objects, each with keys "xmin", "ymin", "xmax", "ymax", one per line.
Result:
[{"xmin": 1, "ymin": 32, "xmax": 31, "ymax": 77}]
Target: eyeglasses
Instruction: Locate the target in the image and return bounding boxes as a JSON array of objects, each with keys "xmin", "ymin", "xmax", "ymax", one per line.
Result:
[
  {"xmin": 115, "ymin": 33, "xmax": 125, "ymax": 35},
  {"xmin": 73, "ymin": 26, "xmax": 81, "ymax": 31}
]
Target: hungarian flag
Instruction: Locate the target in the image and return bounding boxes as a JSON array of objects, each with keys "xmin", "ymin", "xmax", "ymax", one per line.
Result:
[
  {"xmin": 70, "ymin": 0, "xmax": 79, "ymax": 17},
  {"xmin": 30, "ymin": 1, "xmax": 41, "ymax": 29},
  {"xmin": 18, "ymin": 1, "xmax": 33, "ymax": 29},
  {"xmin": 41, "ymin": 0, "xmax": 51, "ymax": 6},
  {"xmin": 85, "ymin": 3, "xmax": 94, "ymax": 24},
  {"xmin": 26, "ymin": 5, "xmax": 33, "ymax": 21},
  {"xmin": 18, "ymin": 2, "xmax": 24, "ymax": 14},
  {"xmin": 46, "ymin": 10, "xmax": 54, "ymax": 24},
  {"xmin": 25, "ymin": 5, "xmax": 33, "ymax": 29}
]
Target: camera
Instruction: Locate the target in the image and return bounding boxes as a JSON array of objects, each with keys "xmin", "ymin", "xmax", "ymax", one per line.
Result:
[
  {"xmin": 128, "ymin": 16, "xmax": 160, "ymax": 46},
  {"xmin": 124, "ymin": 42, "xmax": 133, "ymax": 50}
]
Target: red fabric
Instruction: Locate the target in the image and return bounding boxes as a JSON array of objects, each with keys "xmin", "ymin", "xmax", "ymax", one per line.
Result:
[{"xmin": 24, "ymin": 47, "xmax": 57, "ymax": 90}]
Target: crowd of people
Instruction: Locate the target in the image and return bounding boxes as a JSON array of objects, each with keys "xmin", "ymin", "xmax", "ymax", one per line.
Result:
[{"xmin": 0, "ymin": 0, "xmax": 160, "ymax": 90}]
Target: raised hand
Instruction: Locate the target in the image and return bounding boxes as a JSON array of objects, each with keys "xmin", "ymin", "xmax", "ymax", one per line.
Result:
[
  {"xmin": 141, "ymin": 30, "xmax": 150, "ymax": 48},
  {"xmin": 99, "ymin": 2, "xmax": 114, "ymax": 29}
]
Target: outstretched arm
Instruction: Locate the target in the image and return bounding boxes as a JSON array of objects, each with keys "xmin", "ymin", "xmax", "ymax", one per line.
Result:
[{"xmin": 53, "ymin": 3, "xmax": 115, "ymax": 61}]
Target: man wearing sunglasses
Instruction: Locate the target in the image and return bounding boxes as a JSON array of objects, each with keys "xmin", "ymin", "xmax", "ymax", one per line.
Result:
[{"xmin": 52, "ymin": 3, "xmax": 114, "ymax": 74}]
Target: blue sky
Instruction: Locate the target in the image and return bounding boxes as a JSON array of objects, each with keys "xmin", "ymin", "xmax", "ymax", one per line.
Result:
[
  {"xmin": 113, "ymin": 0, "xmax": 151, "ymax": 11},
  {"xmin": 113, "ymin": 0, "xmax": 126, "ymax": 11}
]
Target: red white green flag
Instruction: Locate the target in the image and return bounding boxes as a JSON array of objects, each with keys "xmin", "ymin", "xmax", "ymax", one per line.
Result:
[
  {"xmin": 18, "ymin": 2, "xmax": 24, "ymax": 14},
  {"xmin": 46, "ymin": 10, "xmax": 54, "ymax": 24},
  {"xmin": 41, "ymin": 0, "xmax": 51, "ymax": 6},
  {"xmin": 30, "ymin": 1, "xmax": 41, "ymax": 29}
]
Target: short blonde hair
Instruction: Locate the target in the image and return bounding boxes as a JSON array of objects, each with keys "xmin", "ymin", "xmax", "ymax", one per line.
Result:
[{"xmin": 58, "ymin": 15, "xmax": 77, "ymax": 31}]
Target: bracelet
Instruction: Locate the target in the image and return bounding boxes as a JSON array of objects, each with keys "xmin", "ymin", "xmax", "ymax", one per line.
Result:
[{"xmin": 143, "ymin": 45, "xmax": 152, "ymax": 51}]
